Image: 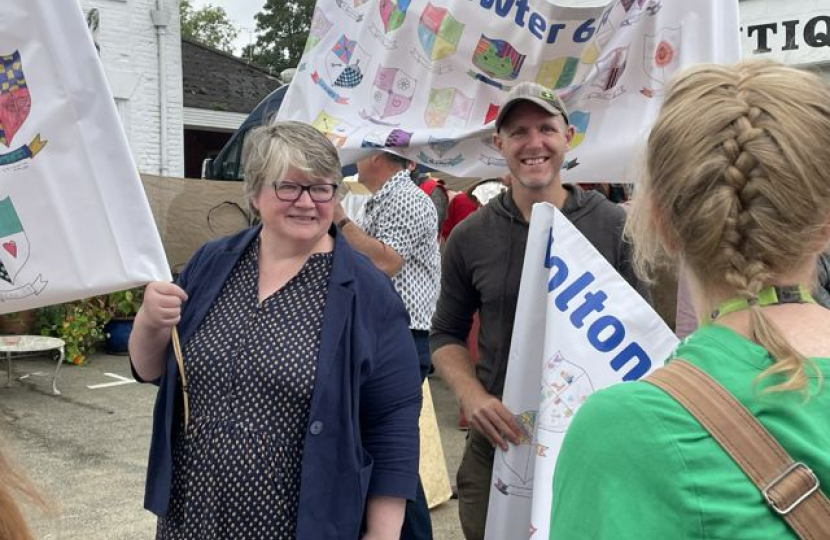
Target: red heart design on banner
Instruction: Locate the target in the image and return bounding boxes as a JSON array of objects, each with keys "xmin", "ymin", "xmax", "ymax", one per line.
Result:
[{"xmin": 3, "ymin": 241, "xmax": 17, "ymax": 258}]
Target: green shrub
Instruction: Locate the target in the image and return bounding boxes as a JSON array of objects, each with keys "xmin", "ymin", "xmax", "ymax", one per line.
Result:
[{"xmin": 35, "ymin": 286, "xmax": 144, "ymax": 365}]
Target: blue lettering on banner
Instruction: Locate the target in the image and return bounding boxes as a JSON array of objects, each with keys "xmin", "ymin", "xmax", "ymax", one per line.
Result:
[
  {"xmin": 544, "ymin": 228, "xmax": 651, "ymax": 381},
  {"xmin": 468, "ymin": 0, "xmax": 591, "ymax": 44}
]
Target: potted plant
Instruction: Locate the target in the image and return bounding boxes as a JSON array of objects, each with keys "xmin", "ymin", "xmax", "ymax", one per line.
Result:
[
  {"xmin": 102, "ymin": 286, "xmax": 144, "ymax": 355},
  {"xmin": 36, "ymin": 296, "xmax": 110, "ymax": 365}
]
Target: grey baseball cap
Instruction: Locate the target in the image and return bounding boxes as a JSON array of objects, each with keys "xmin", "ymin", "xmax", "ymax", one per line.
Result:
[{"xmin": 495, "ymin": 82, "xmax": 569, "ymax": 131}]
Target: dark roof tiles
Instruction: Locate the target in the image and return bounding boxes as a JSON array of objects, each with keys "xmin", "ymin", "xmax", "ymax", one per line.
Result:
[{"xmin": 182, "ymin": 37, "xmax": 281, "ymax": 114}]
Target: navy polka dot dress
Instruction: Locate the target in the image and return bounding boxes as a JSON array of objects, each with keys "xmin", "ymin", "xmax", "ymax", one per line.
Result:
[{"xmin": 157, "ymin": 238, "xmax": 333, "ymax": 539}]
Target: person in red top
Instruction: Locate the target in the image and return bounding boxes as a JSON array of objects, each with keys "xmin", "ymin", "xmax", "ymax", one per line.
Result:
[
  {"xmin": 441, "ymin": 190, "xmax": 478, "ymax": 242},
  {"xmin": 441, "ymin": 177, "xmax": 507, "ymax": 242}
]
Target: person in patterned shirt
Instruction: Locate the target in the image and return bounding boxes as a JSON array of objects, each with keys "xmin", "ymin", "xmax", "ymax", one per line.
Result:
[{"xmin": 333, "ymin": 150, "xmax": 440, "ymax": 540}]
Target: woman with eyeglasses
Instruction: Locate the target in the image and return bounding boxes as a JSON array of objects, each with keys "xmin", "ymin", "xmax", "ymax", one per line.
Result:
[{"xmin": 129, "ymin": 120, "xmax": 422, "ymax": 540}]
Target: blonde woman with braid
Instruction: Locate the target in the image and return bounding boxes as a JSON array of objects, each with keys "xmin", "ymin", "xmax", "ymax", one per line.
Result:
[{"xmin": 548, "ymin": 60, "xmax": 830, "ymax": 539}]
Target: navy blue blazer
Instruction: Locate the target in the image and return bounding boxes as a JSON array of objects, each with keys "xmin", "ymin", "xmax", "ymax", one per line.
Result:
[{"xmin": 136, "ymin": 225, "xmax": 422, "ymax": 539}]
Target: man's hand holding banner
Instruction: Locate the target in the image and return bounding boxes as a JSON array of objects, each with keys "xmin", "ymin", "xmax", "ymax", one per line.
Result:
[{"xmin": 488, "ymin": 203, "xmax": 679, "ymax": 539}]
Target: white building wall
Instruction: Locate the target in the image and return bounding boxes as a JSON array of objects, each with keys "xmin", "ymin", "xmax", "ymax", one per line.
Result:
[
  {"xmin": 81, "ymin": 0, "xmax": 184, "ymax": 177},
  {"xmin": 739, "ymin": 0, "xmax": 830, "ymax": 70}
]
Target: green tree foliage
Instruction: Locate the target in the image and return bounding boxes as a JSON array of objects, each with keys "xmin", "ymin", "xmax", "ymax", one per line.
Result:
[
  {"xmin": 180, "ymin": 0, "xmax": 240, "ymax": 53},
  {"xmin": 247, "ymin": 0, "xmax": 315, "ymax": 73}
]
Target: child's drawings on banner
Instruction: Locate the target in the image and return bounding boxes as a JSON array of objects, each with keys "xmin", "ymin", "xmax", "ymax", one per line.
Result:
[
  {"xmin": 280, "ymin": 0, "xmax": 740, "ymax": 181},
  {"xmin": 0, "ymin": 0, "xmax": 170, "ymax": 313},
  {"xmin": 486, "ymin": 203, "xmax": 680, "ymax": 539}
]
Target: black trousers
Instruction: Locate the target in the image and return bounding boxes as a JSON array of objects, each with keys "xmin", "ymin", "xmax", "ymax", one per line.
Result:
[{"xmin": 400, "ymin": 330, "xmax": 433, "ymax": 540}]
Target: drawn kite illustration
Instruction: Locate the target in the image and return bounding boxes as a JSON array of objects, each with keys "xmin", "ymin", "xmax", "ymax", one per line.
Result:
[
  {"xmin": 326, "ymin": 35, "xmax": 372, "ymax": 89},
  {"xmin": 418, "ymin": 3, "xmax": 464, "ymax": 62}
]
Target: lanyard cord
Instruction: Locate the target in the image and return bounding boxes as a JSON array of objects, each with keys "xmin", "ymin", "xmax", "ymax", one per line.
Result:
[
  {"xmin": 707, "ymin": 284, "xmax": 815, "ymax": 324},
  {"xmin": 171, "ymin": 327, "xmax": 189, "ymax": 431}
]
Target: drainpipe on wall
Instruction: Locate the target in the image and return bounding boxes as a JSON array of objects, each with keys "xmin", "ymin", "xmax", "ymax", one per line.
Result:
[{"xmin": 151, "ymin": 2, "xmax": 171, "ymax": 177}]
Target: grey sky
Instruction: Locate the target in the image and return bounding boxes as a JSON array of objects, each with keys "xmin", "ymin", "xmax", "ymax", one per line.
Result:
[{"xmin": 189, "ymin": 0, "xmax": 265, "ymax": 54}]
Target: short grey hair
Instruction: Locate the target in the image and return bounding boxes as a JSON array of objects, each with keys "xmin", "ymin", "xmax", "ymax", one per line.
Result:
[
  {"xmin": 381, "ymin": 151, "xmax": 411, "ymax": 169},
  {"xmin": 242, "ymin": 120, "xmax": 342, "ymax": 217}
]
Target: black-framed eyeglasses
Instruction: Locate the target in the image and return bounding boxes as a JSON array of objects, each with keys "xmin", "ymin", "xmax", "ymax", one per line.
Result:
[{"xmin": 272, "ymin": 182, "xmax": 338, "ymax": 203}]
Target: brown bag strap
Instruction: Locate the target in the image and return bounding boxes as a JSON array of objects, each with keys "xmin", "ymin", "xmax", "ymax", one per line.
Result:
[{"xmin": 645, "ymin": 359, "xmax": 830, "ymax": 540}]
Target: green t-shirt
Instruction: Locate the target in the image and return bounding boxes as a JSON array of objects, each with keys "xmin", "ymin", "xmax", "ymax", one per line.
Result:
[{"xmin": 549, "ymin": 324, "xmax": 830, "ymax": 540}]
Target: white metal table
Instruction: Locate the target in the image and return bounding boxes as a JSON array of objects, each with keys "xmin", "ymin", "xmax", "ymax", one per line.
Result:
[{"xmin": 1, "ymin": 335, "xmax": 65, "ymax": 395}]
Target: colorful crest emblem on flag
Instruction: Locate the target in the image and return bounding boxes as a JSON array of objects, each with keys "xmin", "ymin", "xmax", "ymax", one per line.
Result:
[
  {"xmin": 371, "ymin": 67, "xmax": 416, "ymax": 118},
  {"xmin": 418, "ymin": 3, "xmax": 464, "ymax": 62},
  {"xmin": 311, "ymin": 110, "xmax": 352, "ymax": 148},
  {"xmin": 428, "ymin": 137, "xmax": 459, "ymax": 158},
  {"xmin": 472, "ymin": 36, "xmax": 525, "ymax": 81},
  {"xmin": 379, "ymin": 0, "xmax": 411, "ymax": 33},
  {"xmin": 425, "ymin": 87, "xmax": 473, "ymax": 128},
  {"xmin": 644, "ymin": 27, "xmax": 681, "ymax": 85},
  {"xmin": 304, "ymin": 8, "xmax": 334, "ymax": 54},
  {"xmin": 539, "ymin": 352, "xmax": 594, "ymax": 433},
  {"xmin": 536, "ymin": 57, "xmax": 579, "ymax": 90},
  {"xmin": 361, "ymin": 129, "xmax": 411, "ymax": 148},
  {"xmin": 385, "ymin": 129, "xmax": 412, "ymax": 147},
  {"xmin": 592, "ymin": 46, "xmax": 629, "ymax": 92},
  {"xmin": 0, "ymin": 52, "xmax": 31, "ymax": 148},
  {"xmin": 0, "ymin": 197, "xmax": 30, "ymax": 286},
  {"xmin": 325, "ymin": 35, "xmax": 372, "ymax": 89},
  {"xmin": 568, "ymin": 111, "xmax": 591, "ymax": 149}
]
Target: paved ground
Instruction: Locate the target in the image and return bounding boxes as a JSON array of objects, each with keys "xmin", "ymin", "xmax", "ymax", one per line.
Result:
[{"xmin": 1, "ymin": 352, "xmax": 467, "ymax": 539}]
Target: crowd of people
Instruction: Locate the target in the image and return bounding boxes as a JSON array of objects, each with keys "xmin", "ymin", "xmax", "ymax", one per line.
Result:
[{"xmin": 4, "ymin": 58, "xmax": 830, "ymax": 540}]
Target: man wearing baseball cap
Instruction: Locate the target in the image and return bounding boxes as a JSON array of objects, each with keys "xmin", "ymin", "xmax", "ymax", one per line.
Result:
[{"xmin": 430, "ymin": 82, "xmax": 649, "ymax": 539}]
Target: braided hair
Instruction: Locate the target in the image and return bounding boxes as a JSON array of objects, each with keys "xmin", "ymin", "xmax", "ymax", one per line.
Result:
[{"xmin": 627, "ymin": 60, "xmax": 830, "ymax": 393}]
